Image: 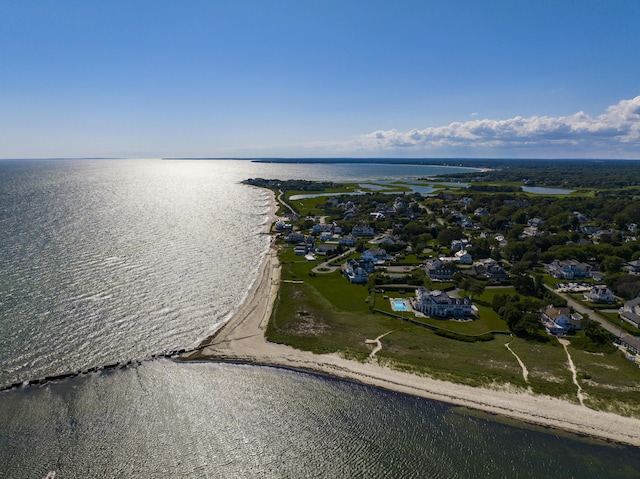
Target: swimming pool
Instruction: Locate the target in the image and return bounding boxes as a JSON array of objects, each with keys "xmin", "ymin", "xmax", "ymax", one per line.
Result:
[{"xmin": 391, "ymin": 299, "xmax": 409, "ymax": 312}]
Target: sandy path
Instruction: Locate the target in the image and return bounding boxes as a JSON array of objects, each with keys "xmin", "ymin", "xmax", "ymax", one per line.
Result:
[
  {"xmin": 505, "ymin": 340, "xmax": 530, "ymax": 384},
  {"xmin": 365, "ymin": 331, "xmax": 393, "ymax": 360},
  {"xmin": 182, "ymin": 191, "xmax": 640, "ymax": 447},
  {"xmin": 559, "ymin": 338, "xmax": 586, "ymax": 407}
]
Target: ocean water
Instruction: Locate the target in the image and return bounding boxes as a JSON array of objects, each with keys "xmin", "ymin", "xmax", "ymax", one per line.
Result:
[{"xmin": 1, "ymin": 159, "xmax": 638, "ymax": 477}]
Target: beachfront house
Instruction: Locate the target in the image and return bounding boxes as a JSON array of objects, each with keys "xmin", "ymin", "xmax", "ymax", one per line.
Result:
[
  {"xmin": 284, "ymin": 232, "xmax": 306, "ymax": 244},
  {"xmin": 619, "ymin": 297, "xmax": 640, "ymax": 328},
  {"xmin": 412, "ymin": 287, "xmax": 474, "ymax": 319},
  {"xmin": 540, "ymin": 305, "xmax": 583, "ymax": 336},
  {"xmin": 294, "ymin": 243, "xmax": 308, "ymax": 255}
]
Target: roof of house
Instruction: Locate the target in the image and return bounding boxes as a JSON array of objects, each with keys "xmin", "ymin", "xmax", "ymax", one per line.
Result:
[
  {"xmin": 624, "ymin": 297, "xmax": 640, "ymax": 308},
  {"xmin": 544, "ymin": 306, "xmax": 570, "ymax": 320}
]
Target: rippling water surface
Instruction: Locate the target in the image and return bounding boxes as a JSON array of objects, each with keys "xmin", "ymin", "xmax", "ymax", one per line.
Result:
[
  {"xmin": 1, "ymin": 159, "xmax": 637, "ymax": 477},
  {"xmin": 2, "ymin": 361, "xmax": 639, "ymax": 479}
]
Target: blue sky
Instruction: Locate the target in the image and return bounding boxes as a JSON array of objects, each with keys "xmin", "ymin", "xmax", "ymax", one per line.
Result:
[{"xmin": 1, "ymin": 0, "xmax": 639, "ymax": 159}]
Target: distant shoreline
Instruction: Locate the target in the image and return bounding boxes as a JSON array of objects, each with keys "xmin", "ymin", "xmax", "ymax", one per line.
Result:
[{"xmin": 182, "ymin": 187, "xmax": 640, "ymax": 448}]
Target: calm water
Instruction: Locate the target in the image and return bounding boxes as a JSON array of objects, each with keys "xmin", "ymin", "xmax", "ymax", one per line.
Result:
[{"xmin": 1, "ymin": 159, "xmax": 638, "ymax": 477}]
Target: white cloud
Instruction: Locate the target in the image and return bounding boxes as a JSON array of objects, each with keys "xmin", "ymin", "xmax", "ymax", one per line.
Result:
[{"xmin": 344, "ymin": 96, "xmax": 640, "ymax": 157}]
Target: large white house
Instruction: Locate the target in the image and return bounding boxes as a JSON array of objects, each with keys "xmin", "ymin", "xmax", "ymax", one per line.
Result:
[{"xmin": 412, "ymin": 287, "xmax": 474, "ymax": 319}]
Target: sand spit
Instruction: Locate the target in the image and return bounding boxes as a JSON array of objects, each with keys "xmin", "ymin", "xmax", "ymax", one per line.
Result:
[{"xmin": 182, "ymin": 191, "xmax": 640, "ymax": 448}]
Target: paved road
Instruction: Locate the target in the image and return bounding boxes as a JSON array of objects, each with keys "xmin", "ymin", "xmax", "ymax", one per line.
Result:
[
  {"xmin": 311, "ymin": 247, "xmax": 356, "ymax": 273},
  {"xmin": 544, "ymin": 284, "xmax": 623, "ymax": 337}
]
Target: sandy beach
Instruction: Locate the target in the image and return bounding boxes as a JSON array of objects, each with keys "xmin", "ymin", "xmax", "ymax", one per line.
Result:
[{"xmin": 183, "ymin": 193, "xmax": 640, "ymax": 448}]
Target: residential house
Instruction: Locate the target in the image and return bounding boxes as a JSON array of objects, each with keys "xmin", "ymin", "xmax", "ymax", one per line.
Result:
[
  {"xmin": 545, "ymin": 259, "xmax": 593, "ymax": 279},
  {"xmin": 338, "ymin": 234, "xmax": 357, "ymax": 247},
  {"xmin": 275, "ymin": 220, "xmax": 292, "ymax": 231},
  {"xmin": 341, "ymin": 259, "xmax": 369, "ymax": 284},
  {"xmin": 312, "ymin": 223, "xmax": 333, "ymax": 234},
  {"xmin": 424, "ymin": 259, "xmax": 456, "ymax": 281},
  {"xmin": 581, "ymin": 225, "xmax": 599, "ymax": 235},
  {"xmin": 583, "ymin": 286, "xmax": 615, "ymax": 304},
  {"xmin": 361, "ymin": 248, "xmax": 388, "ymax": 265},
  {"xmin": 472, "ymin": 259, "xmax": 509, "ymax": 282},
  {"xmin": 454, "ymin": 249, "xmax": 472, "ymax": 264},
  {"xmin": 572, "ymin": 211, "xmax": 587, "ymax": 222},
  {"xmin": 528, "ymin": 218, "xmax": 544, "ymax": 227},
  {"xmin": 437, "ymin": 249, "xmax": 472, "ymax": 265},
  {"xmin": 541, "ymin": 305, "xmax": 583, "ymax": 336},
  {"xmin": 319, "ymin": 231, "xmax": 334, "ymax": 242},
  {"xmin": 451, "ymin": 239, "xmax": 471, "ymax": 251},
  {"xmin": 623, "ymin": 259, "xmax": 640, "ymax": 275},
  {"xmin": 316, "ymin": 244, "xmax": 337, "ymax": 255},
  {"xmin": 412, "ymin": 287, "xmax": 474, "ymax": 319},
  {"xmin": 438, "ymin": 192, "xmax": 458, "ymax": 201},
  {"xmin": 293, "ymin": 243, "xmax": 308, "ymax": 255},
  {"xmin": 284, "ymin": 232, "xmax": 306, "ymax": 244},
  {"xmin": 352, "ymin": 224, "xmax": 375, "ymax": 236},
  {"xmin": 474, "ymin": 206, "xmax": 490, "ymax": 217},
  {"xmin": 619, "ymin": 297, "xmax": 640, "ymax": 328}
]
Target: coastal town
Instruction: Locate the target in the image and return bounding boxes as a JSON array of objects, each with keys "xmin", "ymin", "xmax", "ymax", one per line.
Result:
[{"xmin": 241, "ymin": 170, "xmax": 640, "ymax": 424}]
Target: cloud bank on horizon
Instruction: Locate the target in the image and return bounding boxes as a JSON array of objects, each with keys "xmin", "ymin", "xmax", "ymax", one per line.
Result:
[{"xmin": 337, "ymin": 96, "xmax": 640, "ymax": 158}]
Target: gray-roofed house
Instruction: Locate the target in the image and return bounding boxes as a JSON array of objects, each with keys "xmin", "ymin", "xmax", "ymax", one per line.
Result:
[
  {"xmin": 619, "ymin": 297, "xmax": 640, "ymax": 328},
  {"xmin": 583, "ymin": 286, "xmax": 615, "ymax": 304}
]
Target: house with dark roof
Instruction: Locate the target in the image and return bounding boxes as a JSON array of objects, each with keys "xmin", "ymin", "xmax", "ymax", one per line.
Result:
[
  {"xmin": 424, "ymin": 259, "xmax": 456, "ymax": 281},
  {"xmin": 623, "ymin": 259, "xmax": 640, "ymax": 275},
  {"xmin": 472, "ymin": 259, "xmax": 509, "ymax": 282},
  {"xmin": 583, "ymin": 286, "xmax": 615, "ymax": 304},
  {"xmin": 619, "ymin": 297, "xmax": 640, "ymax": 328}
]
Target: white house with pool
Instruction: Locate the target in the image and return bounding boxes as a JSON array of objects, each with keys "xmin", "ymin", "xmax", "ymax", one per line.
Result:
[{"xmin": 412, "ymin": 287, "xmax": 475, "ymax": 319}]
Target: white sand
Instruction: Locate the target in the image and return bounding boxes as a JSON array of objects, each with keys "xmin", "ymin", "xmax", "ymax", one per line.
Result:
[{"xmin": 183, "ymin": 192, "xmax": 640, "ymax": 448}]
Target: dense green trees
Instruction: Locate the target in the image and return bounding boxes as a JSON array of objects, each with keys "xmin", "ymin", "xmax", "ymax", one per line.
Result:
[{"xmin": 491, "ymin": 293, "xmax": 548, "ymax": 341}]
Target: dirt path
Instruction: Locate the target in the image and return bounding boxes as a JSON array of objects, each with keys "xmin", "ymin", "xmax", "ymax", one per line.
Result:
[
  {"xmin": 505, "ymin": 340, "xmax": 530, "ymax": 386},
  {"xmin": 364, "ymin": 331, "xmax": 393, "ymax": 361},
  {"xmin": 559, "ymin": 338, "xmax": 586, "ymax": 407}
]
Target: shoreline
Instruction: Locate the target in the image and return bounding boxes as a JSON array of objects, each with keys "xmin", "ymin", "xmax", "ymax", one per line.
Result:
[{"xmin": 182, "ymin": 190, "xmax": 640, "ymax": 448}]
